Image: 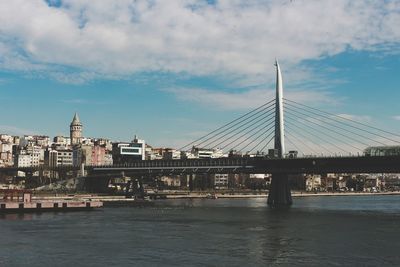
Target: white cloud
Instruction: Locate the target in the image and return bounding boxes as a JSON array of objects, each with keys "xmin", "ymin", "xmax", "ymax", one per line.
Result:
[
  {"xmin": 392, "ymin": 115, "xmax": 400, "ymax": 121},
  {"xmin": 0, "ymin": 125, "xmax": 37, "ymax": 136},
  {"xmin": 0, "ymin": 0, "xmax": 399, "ymax": 83}
]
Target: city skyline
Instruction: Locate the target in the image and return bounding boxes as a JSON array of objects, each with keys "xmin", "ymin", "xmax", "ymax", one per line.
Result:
[{"xmin": 0, "ymin": 1, "xmax": 399, "ymax": 148}]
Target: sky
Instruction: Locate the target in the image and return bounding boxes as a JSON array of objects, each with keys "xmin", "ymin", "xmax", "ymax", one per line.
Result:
[{"xmin": 0, "ymin": 0, "xmax": 399, "ymax": 150}]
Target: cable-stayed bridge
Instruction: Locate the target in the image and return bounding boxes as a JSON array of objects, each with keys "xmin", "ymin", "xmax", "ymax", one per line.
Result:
[
  {"xmin": 2, "ymin": 61, "xmax": 400, "ymax": 206},
  {"xmin": 89, "ymin": 61, "xmax": 400, "ymax": 206}
]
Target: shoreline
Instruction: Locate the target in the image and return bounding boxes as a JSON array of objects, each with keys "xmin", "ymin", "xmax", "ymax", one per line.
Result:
[
  {"xmin": 164, "ymin": 191, "xmax": 400, "ymax": 199},
  {"xmin": 28, "ymin": 191, "xmax": 400, "ymax": 202}
]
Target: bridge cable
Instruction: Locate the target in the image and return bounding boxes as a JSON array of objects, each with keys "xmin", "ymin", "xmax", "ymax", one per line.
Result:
[
  {"xmin": 233, "ymin": 122, "xmax": 275, "ymax": 152},
  {"xmin": 178, "ymin": 99, "xmax": 274, "ymax": 150},
  {"xmin": 284, "ymin": 108, "xmax": 371, "ymax": 148},
  {"xmin": 192, "ymin": 102, "xmax": 275, "ymax": 149},
  {"xmin": 211, "ymin": 110, "xmax": 275, "ymax": 149},
  {"xmin": 287, "ymin": 112, "xmax": 365, "ymax": 151},
  {"xmin": 236, "ymin": 124, "xmax": 275, "ymax": 153},
  {"xmin": 284, "ymin": 102, "xmax": 388, "ymax": 146},
  {"xmin": 284, "ymin": 98, "xmax": 400, "ymax": 144},
  {"xmin": 283, "ymin": 129, "xmax": 319, "ymax": 156},
  {"xmin": 284, "ymin": 115, "xmax": 356, "ymax": 154},
  {"xmin": 181, "ymin": 102, "xmax": 273, "ymax": 150},
  {"xmin": 253, "ymin": 130, "xmax": 275, "ymax": 153},
  {"xmin": 286, "ymin": 121, "xmax": 333, "ymax": 154},
  {"xmin": 202, "ymin": 108, "xmax": 275, "ymax": 150},
  {"xmin": 218, "ymin": 114, "xmax": 275, "ymax": 150},
  {"xmin": 200, "ymin": 106, "xmax": 275, "ymax": 149},
  {"xmin": 284, "ymin": 134, "xmax": 304, "ymax": 156},
  {"xmin": 259, "ymin": 134, "xmax": 276, "ymax": 153},
  {"xmin": 284, "ymin": 123, "xmax": 333, "ymax": 155}
]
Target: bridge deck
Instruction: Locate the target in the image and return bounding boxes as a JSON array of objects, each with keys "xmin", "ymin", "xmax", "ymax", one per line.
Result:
[{"xmin": 1, "ymin": 156, "xmax": 399, "ymax": 175}]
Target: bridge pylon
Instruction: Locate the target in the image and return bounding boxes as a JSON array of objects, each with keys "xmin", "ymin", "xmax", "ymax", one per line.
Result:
[{"xmin": 267, "ymin": 60, "xmax": 292, "ymax": 207}]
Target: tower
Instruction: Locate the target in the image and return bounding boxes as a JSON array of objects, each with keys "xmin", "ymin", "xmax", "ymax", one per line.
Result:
[
  {"xmin": 70, "ymin": 113, "xmax": 83, "ymax": 146},
  {"xmin": 267, "ymin": 60, "xmax": 292, "ymax": 207},
  {"xmin": 274, "ymin": 60, "xmax": 285, "ymax": 158}
]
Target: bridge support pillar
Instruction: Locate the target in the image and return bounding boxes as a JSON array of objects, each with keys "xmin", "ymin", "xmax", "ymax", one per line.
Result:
[
  {"xmin": 189, "ymin": 174, "xmax": 194, "ymax": 191},
  {"xmin": 267, "ymin": 173, "xmax": 292, "ymax": 207}
]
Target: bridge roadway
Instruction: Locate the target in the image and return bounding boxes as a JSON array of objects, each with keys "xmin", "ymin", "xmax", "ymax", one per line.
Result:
[
  {"xmin": 88, "ymin": 155, "xmax": 400, "ymax": 176},
  {"xmin": 1, "ymin": 155, "xmax": 399, "ymax": 176}
]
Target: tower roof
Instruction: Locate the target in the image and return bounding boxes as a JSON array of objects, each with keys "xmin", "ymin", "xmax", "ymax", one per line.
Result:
[{"xmin": 71, "ymin": 112, "xmax": 82, "ymax": 126}]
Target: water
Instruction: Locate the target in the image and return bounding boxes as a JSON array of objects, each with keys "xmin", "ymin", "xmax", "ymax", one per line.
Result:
[{"xmin": 1, "ymin": 195, "xmax": 400, "ymax": 266}]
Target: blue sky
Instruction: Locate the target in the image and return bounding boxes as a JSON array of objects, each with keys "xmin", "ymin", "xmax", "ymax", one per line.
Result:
[{"xmin": 0, "ymin": 0, "xmax": 399, "ymax": 149}]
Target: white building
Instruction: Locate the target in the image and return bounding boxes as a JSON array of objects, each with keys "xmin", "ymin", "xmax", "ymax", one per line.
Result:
[
  {"xmin": 46, "ymin": 149, "xmax": 73, "ymax": 167},
  {"xmin": 112, "ymin": 136, "xmax": 146, "ymax": 163},
  {"xmin": 53, "ymin": 136, "xmax": 71, "ymax": 147},
  {"xmin": 57, "ymin": 149, "xmax": 73, "ymax": 166},
  {"xmin": 104, "ymin": 154, "xmax": 113, "ymax": 165},
  {"xmin": 20, "ymin": 135, "xmax": 36, "ymax": 147},
  {"xmin": 305, "ymin": 174, "xmax": 322, "ymax": 191},
  {"xmin": 163, "ymin": 149, "xmax": 181, "ymax": 160},
  {"xmin": 0, "ymin": 134, "xmax": 14, "ymax": 143},
  {"xmin": 145, "ymin": 147, "xmax": 163, "ymax": 160},
  {"xmin": 15, "ymin": 154, "xmax": 32, "ymax": 167},
  {"xmin": 26, "ymin": 146, "xmax": 45, "ymax": 166},
  {"xmin": 214, "ymin": 174, "xmax": 229, "ymax": 189},
  {"xmin": 0, "ymin": 142, "xmax": 13, "ymax": 153},
  {"xmin": 180, "ymin": 151, "xmax": 197, "ymax": 159},
  {"xmin": 191, "ymin": 147, "xmax": 225, "ymax": 159}
]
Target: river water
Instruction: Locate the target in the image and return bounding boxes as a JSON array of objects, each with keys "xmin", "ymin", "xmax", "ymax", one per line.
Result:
[{"xmin": 1, "ymin": 195, "xmax": 400, "ymax": 266}]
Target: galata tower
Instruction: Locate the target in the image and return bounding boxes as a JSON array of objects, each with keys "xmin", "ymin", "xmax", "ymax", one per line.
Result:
[{"xmin": 70, "ymin": 112, "xmax": 83, "ymax": 145}]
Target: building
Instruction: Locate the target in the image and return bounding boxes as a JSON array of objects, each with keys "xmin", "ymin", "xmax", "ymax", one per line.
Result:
[
  {"xmin": 364, "ymin": 146, "xmax": 400, "ymax": 156},
  {"xmin": 305, "ymin": 174, "xmax": 322, "ymax": 191},
  {"xmin": 322, "ymin": 174, "xmax": 338, "ymax": 192},
  {"xmin": 70, "ymin": 113, "xmax": 83, "ymax": 146},
  {"xmin": 159, "ymin": 176, "xmax": 181, "ymax": 188},
  {"xmin": 145, "ymin": 146, "xmax": 163, "ymax": 160},
  {"xmin": 94, "ymin": 138, "xmax": 112, "ymax": 151},
  {"xmin": 46, "ymin": 149, "xmax": 73, "ymax": 167},
  {"xmin": 0, "ymin": 143, "xmax": 13, "ymax": 154},
  {"xmin": 112, "ymin": 136, "xmax": 146, "ymax": 164},
  {"xmin": 0, "ymin": 151, "xmax": 13, "ymax": 167},
  {"xmin": 163, "ymin": 149, "xmax": 181, "ymax": 160},
  {"xmin": 14, "ymin": 153, "xmax": 32, "ymax": 168},
  {"xmin": 74, "ymin": 145, "xmax": 108, "ymax": 166},
  {"xmin": 20, "ymin": 135, "xmax": 50, "ymax": 147},
  {"xmin": 191, "ymin": 147, "xmax": 225, "ymax": 159},
  {"xmin": 103, "ymin": 154, "xmax": 113, "ymax": 165},
  {"xmin": 92, "ymin": 145, "xmax": 106, "ymax": 165},
  {"xmin": 73, "ymin": 145, "xmax": 92, "ymax": 166},
  {"xmin": 180, "ymin": 151, "xmax": 197, "ymax": 159},
  {"xmin": 0, "ymin": 134, "xmax": 14, "ymax": 143},
  {"xmin": 34, "ymin": 136, "xmax": 51, "ymax": 147},
  {"xmin": 26, "ymin": 146, "xmax": 45, "ymax": 166},
  {"xmin": 19, "ymin": 135, "xmax": 36, "ymax": 147},
  {"xmin": 53, "ymin": 136, "xmax": 71, "ymax": 147},
  {"xmin": 214, "ymin": 174, "xmax": 229, "ymax": 189}
]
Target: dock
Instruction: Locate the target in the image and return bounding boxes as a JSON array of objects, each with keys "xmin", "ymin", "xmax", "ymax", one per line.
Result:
[{"xmin": 0, "ymin": 189, "xmax": 103, "ymax": 213}]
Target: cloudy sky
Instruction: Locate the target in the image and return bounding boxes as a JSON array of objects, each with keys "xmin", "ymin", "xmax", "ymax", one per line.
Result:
[{"xmin": 0, "ymin": 0, "xmax": 399, "ymax": 149}]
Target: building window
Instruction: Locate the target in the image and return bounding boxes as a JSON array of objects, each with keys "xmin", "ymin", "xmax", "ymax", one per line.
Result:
[{"xmin": 121, "ymin": 148, "xmax": 140, "ymax": 153}]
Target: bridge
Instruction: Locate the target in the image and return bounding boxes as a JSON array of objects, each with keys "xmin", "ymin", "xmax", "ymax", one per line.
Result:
[
  {"xmin": 2, "ymin": 60, "xmax": 400, "ymax": 206},
  {"xmin": 88, "ymin": 155, "xmax": 400, "ymax": 175},
  {"xmin": 90, "ymin": 60, "xmax": 400, "ymax": 206}
]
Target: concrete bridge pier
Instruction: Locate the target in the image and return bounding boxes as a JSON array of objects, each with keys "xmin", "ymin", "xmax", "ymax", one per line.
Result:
[{"xmin": 267, "ymin": 173, "xmax": 292, "ymax": 207}]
